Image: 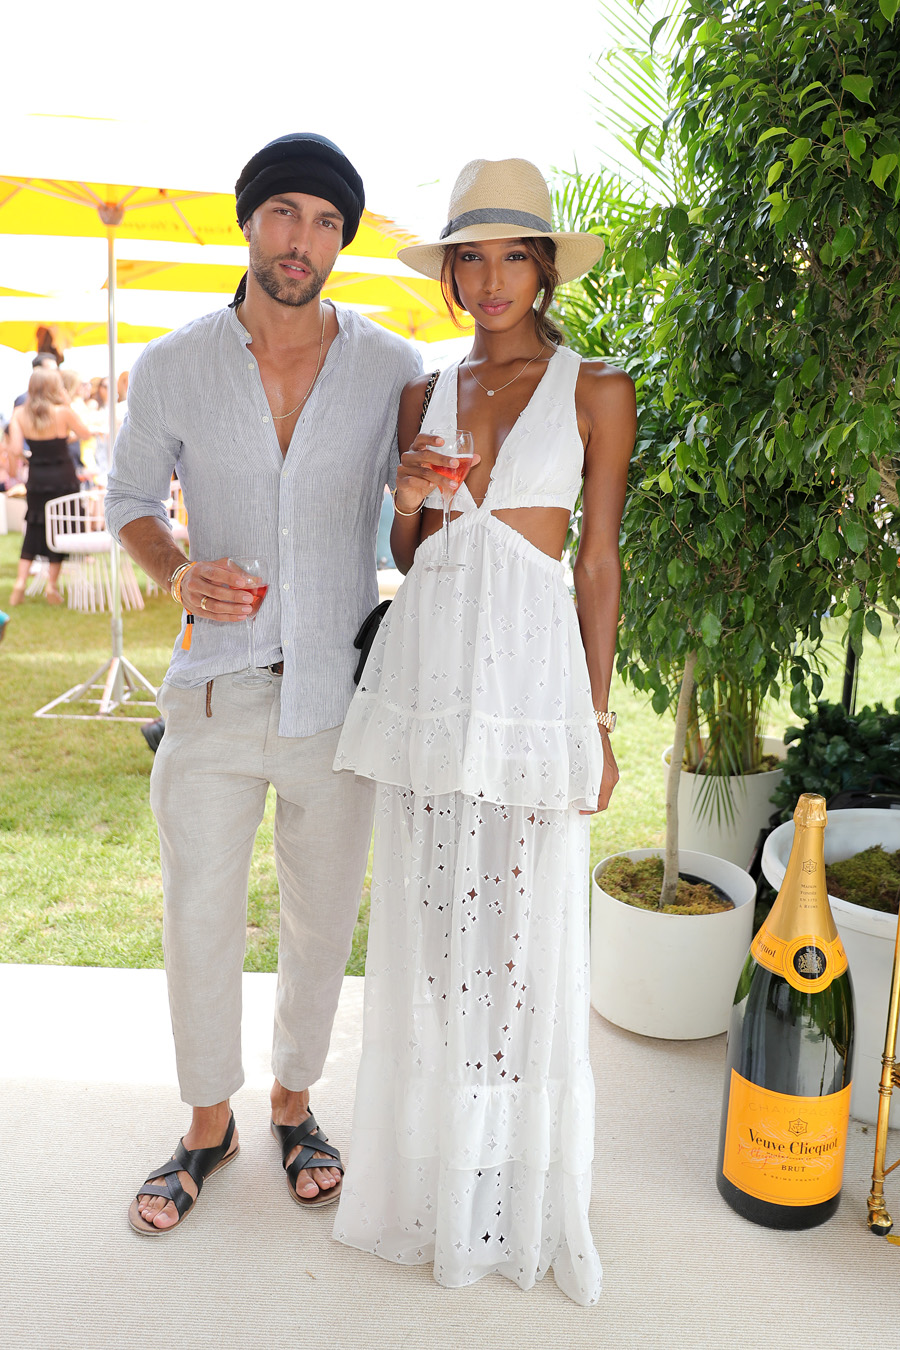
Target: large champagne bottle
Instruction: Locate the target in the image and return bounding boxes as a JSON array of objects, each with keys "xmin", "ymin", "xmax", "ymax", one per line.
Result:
[{"xmin": 716, "ymin": 793, "xmax": 855, "ymax": 1228}]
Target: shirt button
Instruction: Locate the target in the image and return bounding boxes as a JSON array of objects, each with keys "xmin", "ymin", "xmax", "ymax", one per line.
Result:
[
  {"xmin": 282, "ymin": 582, "xmax": 289, "ymax": 590},
  {"xmin": 247, "ymin": 362, "xmax": 253, "ymax": 370},
  {"xmin": 262, "ymin": 415, "xmax": 270, "ymax": 424},
  {"xmin": 282, "ymin": 528, "xmax": 288, "ymax": 535}
]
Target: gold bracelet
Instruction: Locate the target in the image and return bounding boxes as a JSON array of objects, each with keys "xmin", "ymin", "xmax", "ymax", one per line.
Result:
[
  {"xmin": 169, "ymin": 561, "xmax": 194, "ymax": 605},
  {"xmin": 391, "ymin": 488, "xmax": 423, "ymax": 517},
  {"xmin": 594, "ymin": 709, "xmax": 617, "ymax": 733}
]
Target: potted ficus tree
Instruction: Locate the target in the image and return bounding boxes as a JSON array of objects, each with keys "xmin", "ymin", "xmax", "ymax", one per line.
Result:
[{"xmin": 554, "ymin": 0, "xmax": 900, "ymax": 1037}]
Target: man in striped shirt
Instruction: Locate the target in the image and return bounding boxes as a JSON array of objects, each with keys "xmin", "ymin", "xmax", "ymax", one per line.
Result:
[{"xmin": 106, "ymin": 133, "xmax": 421, "ymax": 1234}]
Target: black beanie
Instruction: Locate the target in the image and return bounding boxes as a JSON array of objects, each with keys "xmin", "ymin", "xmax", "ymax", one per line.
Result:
[{"xmin": 235, "ymin": 132, "xmax": 365, "ymax": 248}]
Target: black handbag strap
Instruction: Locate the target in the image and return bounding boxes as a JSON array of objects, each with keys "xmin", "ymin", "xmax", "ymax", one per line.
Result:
[{"xmin": 418, "ymin": 370, "xmax": 439, "ymax": 430}]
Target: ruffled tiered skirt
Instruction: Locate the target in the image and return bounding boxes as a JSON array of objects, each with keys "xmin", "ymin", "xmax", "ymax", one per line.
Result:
[{"xmin": 333, "ymin": 516, "xmax": 603, "ymax": 1305}]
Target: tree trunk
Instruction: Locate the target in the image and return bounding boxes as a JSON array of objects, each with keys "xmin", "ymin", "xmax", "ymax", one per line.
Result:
[{"xmin": 660, "ymin": 650, "xmax": 698, "ymax": 910}]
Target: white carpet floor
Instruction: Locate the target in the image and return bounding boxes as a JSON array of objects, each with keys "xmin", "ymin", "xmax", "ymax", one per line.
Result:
[{"xmin": 1, "ymin": 963, "xmax": 898, "ymax": 1349}]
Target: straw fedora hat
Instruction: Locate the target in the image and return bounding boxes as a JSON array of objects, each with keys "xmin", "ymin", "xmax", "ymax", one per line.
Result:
[{"xmin": 398, "ymin": 158, "xmax": 604, "ymax": 285}]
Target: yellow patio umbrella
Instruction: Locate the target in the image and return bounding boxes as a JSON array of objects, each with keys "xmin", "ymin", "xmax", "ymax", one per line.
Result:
[
  {"xmin": 114, "ymin": 248, "xmax": 468, "ymax": 343},
  {"xmin": 0, "ymin": 175, "xmax": 248, "ymax": 719},
  {"xmin": 0, "ymin": 315, "xmax": 169, "ymax": 352}
]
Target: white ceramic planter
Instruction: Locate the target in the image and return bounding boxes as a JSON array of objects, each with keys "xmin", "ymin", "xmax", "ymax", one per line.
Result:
[
  {"xmin": 591, "ymin": 848, "xmax": 758, "ymax": 1040},
  {"xmin": 661, "ymin": 735, "xmax": 786, "ymax": 870},
  {"xmin": 762, "ymin": 808, "xmax": 900, "ymax": 1125}
]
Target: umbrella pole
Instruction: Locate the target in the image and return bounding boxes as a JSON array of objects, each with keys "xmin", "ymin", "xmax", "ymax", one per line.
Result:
[{"xmin": 106, "ymin": 228, "xmax": 125, "ymax": 711}]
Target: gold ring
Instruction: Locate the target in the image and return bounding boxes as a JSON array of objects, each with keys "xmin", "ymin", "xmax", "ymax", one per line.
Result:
[{"xmin": 200, "ymin": 596, "xmax": 208, "ymax": 611}]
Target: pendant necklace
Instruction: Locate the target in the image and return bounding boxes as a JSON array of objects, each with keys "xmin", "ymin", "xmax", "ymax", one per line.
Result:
[
  {"xmin": 464, "ymin": 343, "xmax": 548, "ymax": 397},
  {"xmin": 239, "ymin": 302, "xmax": 327, "ymax": 420}
]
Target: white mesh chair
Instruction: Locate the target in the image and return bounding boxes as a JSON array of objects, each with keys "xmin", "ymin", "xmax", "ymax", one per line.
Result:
[{"xmin": 44, "ymin": 491, "xmax": 144, "ymax": 613}]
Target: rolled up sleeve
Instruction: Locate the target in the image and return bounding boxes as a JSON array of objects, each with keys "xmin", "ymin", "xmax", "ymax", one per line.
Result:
[{"xmin": 104, "ymin": 346, "xmax": 182, "ymax": 543}]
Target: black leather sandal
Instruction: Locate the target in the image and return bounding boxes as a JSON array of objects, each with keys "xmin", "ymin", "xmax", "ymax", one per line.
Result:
[
  {"xmin": 271, "ymin": 1107, "xmax": 344, "ymax": 1208},
  {"xmin": 128, "ymin": 1112, "xmax": 239, "ymax": 1235}
]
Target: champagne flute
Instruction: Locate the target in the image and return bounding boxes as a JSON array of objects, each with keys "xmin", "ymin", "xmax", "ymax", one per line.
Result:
[
  {"xmin": 425, "ymin": 429, "xmax": 475, "ymax": 572},
  {"xmin": 227, "ymin": 555, "xmax": 270, "ymax": 688}
]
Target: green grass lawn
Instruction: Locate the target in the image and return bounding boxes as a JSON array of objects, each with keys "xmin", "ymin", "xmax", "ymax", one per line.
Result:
[{"xmin": 1, "ymin": 529, "xmax": 897, "ymax": 973}]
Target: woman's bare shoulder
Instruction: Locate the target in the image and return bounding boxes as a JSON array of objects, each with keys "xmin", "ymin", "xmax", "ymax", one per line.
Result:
[
  {"xmin": 576, "ymin": 357, "xmax": 634, "ymax": 396},
  {"xmin": 401, "ymin": 369, "xmax": 440, "ymax": 401}
]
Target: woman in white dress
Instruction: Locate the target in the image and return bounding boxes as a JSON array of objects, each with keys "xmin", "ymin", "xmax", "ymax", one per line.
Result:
[{"xmin": 333, "ymin": 158, "xmax": 636, "ymax": 1305}]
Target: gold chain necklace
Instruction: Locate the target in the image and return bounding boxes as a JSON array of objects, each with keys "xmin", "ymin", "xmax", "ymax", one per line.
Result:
[
  {"xmin": 239, "ymin": 302, "xmax": 327, "ymax": 420},
  {"xmin": 464, "ymin": 344, "xmax": 548, "ymax": 397}
]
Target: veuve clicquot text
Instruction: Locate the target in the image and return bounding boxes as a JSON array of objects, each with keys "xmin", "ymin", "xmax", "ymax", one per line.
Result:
[{"xmin": 716, "ymin": 793, "xmax": 855, "ymax": 1228}]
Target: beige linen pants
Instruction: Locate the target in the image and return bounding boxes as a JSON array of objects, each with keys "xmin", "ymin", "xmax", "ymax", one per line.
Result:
[{"xmin": 150, "ymin": 674, "xmax": 374, "ymax": 1107}]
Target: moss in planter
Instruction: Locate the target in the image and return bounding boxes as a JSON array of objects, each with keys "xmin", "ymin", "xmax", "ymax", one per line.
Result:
[
  {"xmin": 686, "ymin": 752, "xmax": 783, "ymax": 776},
  {"xmin": 825, "ymin": 847, "xmax": 900, "ymax": 916},
  {"xmin": 600, "ymin": 856, "xmax": 734, "ymax": 915}
]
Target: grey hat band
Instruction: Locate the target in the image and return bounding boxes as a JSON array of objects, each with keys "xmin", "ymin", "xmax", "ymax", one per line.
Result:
[{"xmin": 439, "ymin": 207, "xmax": 552, "ymax": 240}]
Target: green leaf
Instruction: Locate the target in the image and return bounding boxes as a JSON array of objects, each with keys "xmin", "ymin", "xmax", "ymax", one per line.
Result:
[
  {"xmin": 842, "ymin": 75, "xmax": 874, "ymax": 106},
  {"xmin": 799, "ymin": 354, "xmax": 820, "ymax": 386},
  {"xmin": 841, "ymin": 515, "xmax": 868, "ymax": 553},
  {"xmin": 845, "ymin": 128, "xmax": 866, "ymax": 161},
  {"xmin": 788, "ymin": 137, "xmax": 813, "ymax": 170},
  {"xmin": 871, "ymin": 154, "xmax": 899, "ymax": 190},
  {"xmin": 658, "ymin": 466, "xmax": 673, "ymax": 494},
  {"xmin": 767, "ymin": 161, "xmax": 785, "ymax": 187},
  {"xmin": 774, "ymin": 376, "xmax": 794, "ymax": 413},
  {"xmin": 648, "ymin": 15, "xmax": 670, "ymax": 46},
  {"xmin": 866, "ymin": 467, "xmax": 884, "ymax": 500},
  {"xmin": 790, "ymin": 683, "xmax": 810, "ymax": 718},
  {"xmin": 865, "ymin": 610, "xmax": 883, "ymax": 638},
  {"xmin": 848, "ymin": 583, "xmax": 862, "ymax": 610},
  {"xmin": 651, "ymin": 687, "xmax": 669, "ymax": 716},
  {"xmin": 668, "ymin": 206, "xmax": 689, "ymax": 236},
  {"xmin": 880, "ymin": 0, "xmax": 899, "ymax": 21},
  {"xmin": 818, "ymin": 528, "xmax": 839, "ymax": 562},
  {"xmin": 623, "ymin": 246, "xmax": 646, "ymax": 287},
  {"xmin": 831, "ymin": 225, "xmax": 856, "ymax": 258},
  {"xmin": 766, "ymin": 191, "xmax": 787, "ymax": 223},
  {"xmin": 700, "ymin": 612, "xmax": 722, "ymax": 646},
  {"xmin": 756, "ymin": 127, "xmax": 789, "ymax": 145}
]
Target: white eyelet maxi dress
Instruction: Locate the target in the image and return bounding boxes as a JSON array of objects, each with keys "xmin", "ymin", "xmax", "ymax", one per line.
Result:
[{"xmin": 333, "ymin": 345, "xmax": 605, "ymax": 1306}]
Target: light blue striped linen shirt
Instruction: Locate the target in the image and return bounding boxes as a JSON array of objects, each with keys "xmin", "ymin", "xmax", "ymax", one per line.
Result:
[{"xmin": 105, "ymin": 301, "xmax": 421, "ymax": 738}]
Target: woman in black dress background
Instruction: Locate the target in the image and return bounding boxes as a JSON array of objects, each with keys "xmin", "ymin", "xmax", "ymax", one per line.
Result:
[{"xmin": 7, "ymin": 365, "xmax": 91, "ymax": 606}]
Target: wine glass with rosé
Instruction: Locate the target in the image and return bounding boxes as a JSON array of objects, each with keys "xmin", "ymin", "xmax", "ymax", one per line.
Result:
[
  {"xmin": 227, "ymin": 555, "xmax": 270, "ymax": 688},
  {"xmin": 424, "ymin": 429, "xmax": 476, "ymax": 572}
]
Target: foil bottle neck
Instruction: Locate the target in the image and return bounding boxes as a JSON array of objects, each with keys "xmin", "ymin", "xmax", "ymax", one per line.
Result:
[{"xmin": 766, "ymin": 812, "xmax": 838, "ymax": 946}]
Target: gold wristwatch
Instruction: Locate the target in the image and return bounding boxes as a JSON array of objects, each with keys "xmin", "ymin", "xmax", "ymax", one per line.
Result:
[{"xmin": 594, "ymin": 710, "xmax": 617, "ymax": 733}]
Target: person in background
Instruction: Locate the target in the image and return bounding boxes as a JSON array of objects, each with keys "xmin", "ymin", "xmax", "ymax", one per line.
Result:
[
  {"xmin": 13, "ymin": 352, "xmax": 61, "ymax": 410},
  {"xmin": 6, "ymin": 365, "xmax": 91, "ymax": 605},
  {"xmin": 60, "ymin": 368, "xmax": 90, "ymax": 479}
]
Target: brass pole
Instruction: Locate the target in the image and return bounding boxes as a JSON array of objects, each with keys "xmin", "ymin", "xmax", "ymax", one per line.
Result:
[{"xmin": 866, "ymin": 909, "xmax": 900, "ymax": 1234}]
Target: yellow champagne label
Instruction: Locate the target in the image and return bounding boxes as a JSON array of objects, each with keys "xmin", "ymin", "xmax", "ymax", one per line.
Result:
[
  {"xmin": 723, "ymin": 1070, "xmax": 851, "ymax": 1206},
  {"xmin": 750, "ymin": 921, "xmax": 848, "ymax": 993}
]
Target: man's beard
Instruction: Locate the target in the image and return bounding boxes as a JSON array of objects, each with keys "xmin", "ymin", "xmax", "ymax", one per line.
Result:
[{"xmin": 249, "ymin": 243, "xmax": 329, "ymax": 307}]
